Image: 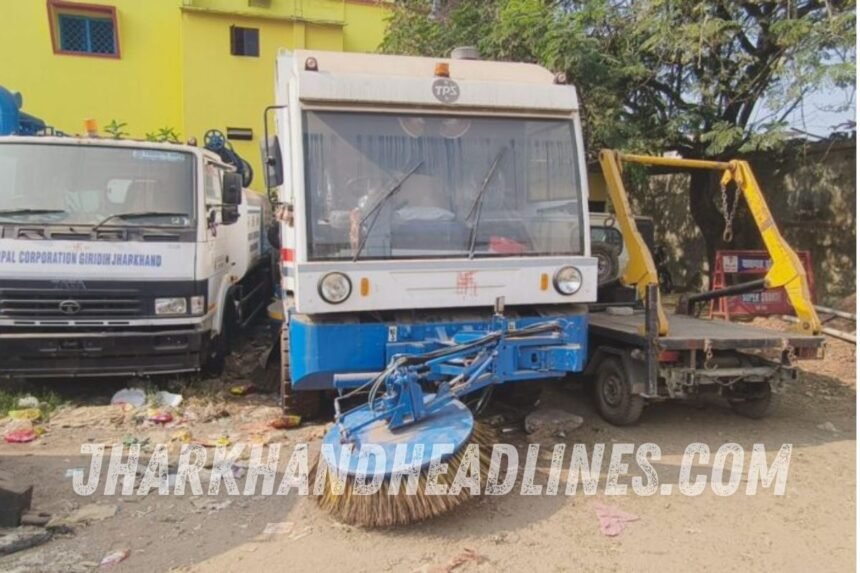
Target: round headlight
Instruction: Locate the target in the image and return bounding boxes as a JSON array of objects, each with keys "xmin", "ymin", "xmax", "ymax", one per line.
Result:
[
  {"xmin": 318, "ymin": 272, "xmax": 352, "ymax": 304},
  {"xmin": 553, "ymin": 266, "xmax": 582, "ymax": 295}
]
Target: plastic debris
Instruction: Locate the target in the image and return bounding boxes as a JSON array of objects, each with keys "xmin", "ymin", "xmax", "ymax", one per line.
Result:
[
  {"xmin": 121, "ymin": 435, "xmax": 150, "ymax": 447},
  {"xmin": 269, "ymin": 415, "xmax": 301, "ymax": 429},
  {"xmin": 16, "ymin": 396, "xmax": 40, "ymax": 409},
  {"xmin": 49, "ymin": 503, "xmax": 118, "ymax": 527},
  {"xmin": 232, "ymin": 464, "xmax": 248, "ymax": 479},
  {"xmin": 99, "ymin": 549, "xmax": 129, "ymax": 568},
  {"xmin": 262, "ymin": 521, "xmax": 294, "ymax": 535},
  {"xmin": 110, "ymin": 388, "xmax": 146, "ymax": 408},
  {"xmin": 437, "ymin": 548, "xmax": 486, "ymax": 572},
  {"xmin": 593, "ymin": 501, "xmax": 639, "ymax": 537},
  {"xmin": 8, "ymin": 409, "xmax": 41, "ymax": 422},
  {"xmin": 154, "ymin": 390, "xmax": 183, "ymax": 408},
  {"xmin": 817, "ymin": 421, "xmax": 839, "ymax": 433},
  {"xmin": 229, "ymin": 384, "xmax": 257, "ymax": 396},
  {"xmin": 170, "ymin": 429, "xmax": 193, "ymax": 443},
  {"xmin": 147, "ymin": 410, "xmax": 173, "ymax": 424},
  {"xmin": 5, "ymin": 429, "xmax": 37, "ymax": 443},
  {"xmin": 200, "ymin": 435, "xmax": 231, "ymax": 448}
]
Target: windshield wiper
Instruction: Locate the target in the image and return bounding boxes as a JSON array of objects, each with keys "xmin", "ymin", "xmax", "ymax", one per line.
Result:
[
  {"xmin": 0, "ymin": 208, "xmax": 67, "ymax": 217},
  {"xmin": 353, "ymin": 160, "xmax": 424, "ymax": 261},
  {"xmin": 466, "ymin": 147, "xmax": 507, "ymax": 259},
  {"xmin": 92, "ymin": 211, "xmax": 189, "ymax": 232}
]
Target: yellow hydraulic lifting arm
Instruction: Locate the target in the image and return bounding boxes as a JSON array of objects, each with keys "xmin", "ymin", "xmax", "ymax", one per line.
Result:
[{"xmin": 597, "ymin": 149, "xmax": 821, "ymax": 336}]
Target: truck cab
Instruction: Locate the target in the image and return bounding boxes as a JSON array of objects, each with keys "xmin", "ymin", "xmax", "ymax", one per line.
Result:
[{"xmin": 0, "ymin": 136, "xmax": 271, "ymax": 377}]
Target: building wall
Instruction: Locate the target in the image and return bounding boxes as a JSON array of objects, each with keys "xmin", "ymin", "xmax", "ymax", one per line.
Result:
[
  {"xmin": 0, "ymin": 0, "xmax": 184, "ymax": 139},
  {"xmin": 0, "ymin": 0, "xmax": 391, "ymax": 190},
  {"xmin": 180, "ymin": 10, "xmax": 300, "ymax": 185}
]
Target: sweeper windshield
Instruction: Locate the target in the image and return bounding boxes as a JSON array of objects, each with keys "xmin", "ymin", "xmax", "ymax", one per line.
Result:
[{"xmin": 302, "ymin": 111, "xmax": 585, "ymax": 261}]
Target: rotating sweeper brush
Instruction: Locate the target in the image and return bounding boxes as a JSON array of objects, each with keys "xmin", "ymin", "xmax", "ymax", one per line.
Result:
[{"xmin": 311, "ymin": 308, "xmax": 575, "ymax": 527}]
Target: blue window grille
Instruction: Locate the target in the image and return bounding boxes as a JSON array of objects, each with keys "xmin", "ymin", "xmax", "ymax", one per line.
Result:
[{"xmin": 58, "ymin": 14, "xmax": 116, "ymax": 55}]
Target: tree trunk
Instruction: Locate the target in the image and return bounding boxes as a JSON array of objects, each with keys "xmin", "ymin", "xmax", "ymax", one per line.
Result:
[{"xmin": 687, "ymin": 169, "xmax": 725, "ymax": 289}]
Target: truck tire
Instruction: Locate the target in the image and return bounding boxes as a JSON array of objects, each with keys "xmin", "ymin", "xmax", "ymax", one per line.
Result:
[
  {"xmin": 728, "ymin": 383, "xmax": 779, "ymax": 419},
  {"xmin": 204, "ymin": 297, "xmax": 236, "ymax": 377},
  {"xmin": 594, "ymin": 357, "xmax": 644, "ymax": 425},
  {"xmin": 592, "ymin": 242, "xmax": 620, "ymax": 285},
  {"xmin": 280, "ymin": 326, "xmax": 321, "ymax": 419}
]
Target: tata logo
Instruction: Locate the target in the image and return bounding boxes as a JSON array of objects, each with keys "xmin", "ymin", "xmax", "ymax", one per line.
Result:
[
  {"xmin": 58, "ymin": 300, "xmax": 82, "ymax": 315},
  {"xmin": 432, "ymin": 78, "xmax": 460, "ymax": 103}
]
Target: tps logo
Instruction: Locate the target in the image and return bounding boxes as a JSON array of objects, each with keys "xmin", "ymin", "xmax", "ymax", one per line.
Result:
[{"xmin": 432, "ymin": 78, "xmax": 460, "ymax": 103}]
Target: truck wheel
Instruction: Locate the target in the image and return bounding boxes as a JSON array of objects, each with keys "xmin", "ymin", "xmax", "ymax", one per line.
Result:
[
  {"xmin": 728, "ymin": 383, "xmax": 779, "ymax": 419},
  {"xmin": 204, "ymin": 297, "xmax": 236, "ymax": 377},
  {"xmin": 592, "ymin": 242, "xmax": 620, "ymax": 285},
  {"xmin": 594, "ymin": 357, "xmax": 644, "ymax": 425},
  {"xmin": 280, "ymin": 326, "xmax": 321, "ymax": 419}
]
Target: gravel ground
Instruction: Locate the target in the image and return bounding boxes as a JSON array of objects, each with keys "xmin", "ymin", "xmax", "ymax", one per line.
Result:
[{"xmin": 0, "ymin": 318, "xmax": 855, "ymax": 572}]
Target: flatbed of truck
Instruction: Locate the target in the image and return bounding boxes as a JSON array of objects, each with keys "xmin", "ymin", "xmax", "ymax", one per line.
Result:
[{"xmin": 588, "ymin": 309, "xmax": 825, "ymax": 351}]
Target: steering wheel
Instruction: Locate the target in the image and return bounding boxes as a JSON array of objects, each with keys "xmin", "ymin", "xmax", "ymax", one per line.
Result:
[{"xmin": 345, "ymin": 176, "xmax": 379, "ymax": 211}]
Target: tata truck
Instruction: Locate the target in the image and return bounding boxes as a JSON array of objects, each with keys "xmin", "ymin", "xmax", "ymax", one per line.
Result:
[{"xmin": 0, "ymin": 135, "xmax": 271, "ymax": 378}]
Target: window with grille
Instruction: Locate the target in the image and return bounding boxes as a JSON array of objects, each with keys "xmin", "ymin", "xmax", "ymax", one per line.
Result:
[
  {"xmin": 49, "ymin": 2, "xmax": 119, "ymax": 58},
  {"xmin": 230, "ymin": 26, "xmax": 259, "ymax": 57}
]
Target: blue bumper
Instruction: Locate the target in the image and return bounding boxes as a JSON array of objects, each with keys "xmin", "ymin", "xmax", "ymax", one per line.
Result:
[{"xmin": 288, "ymin": 310, "xmax": 588, "ymax": 390}]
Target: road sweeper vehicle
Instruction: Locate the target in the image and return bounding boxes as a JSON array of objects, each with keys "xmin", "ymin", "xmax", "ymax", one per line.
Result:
[
  {"xmin": 264, "ymin": 49, "xmax": 598, "ymax": 525},
  {"xmin": 0, "ymin": 129, "xmax": 271, "ymax": 377}
]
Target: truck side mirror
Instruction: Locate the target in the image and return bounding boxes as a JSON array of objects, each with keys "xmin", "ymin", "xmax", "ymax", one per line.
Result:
[
  {"xmin": 222, "ymin": 172, "xmax": 243, "ymax": 205},
  {"xmin": 261, "ymin": 135, "xmax": 284, "ymax": 189}
]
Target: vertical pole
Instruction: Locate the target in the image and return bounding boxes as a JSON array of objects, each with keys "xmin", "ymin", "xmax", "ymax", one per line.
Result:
[{"xmin": 645, "ymin": 283, "xmax": 659, "ymax": 397}]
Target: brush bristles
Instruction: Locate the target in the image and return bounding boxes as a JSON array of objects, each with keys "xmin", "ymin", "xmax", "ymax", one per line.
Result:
[{"xmin": 312, "ymin": 423, "xmax": 495, "ymax": 528}]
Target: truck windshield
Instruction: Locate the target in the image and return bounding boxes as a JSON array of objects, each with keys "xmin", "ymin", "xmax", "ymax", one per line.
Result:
[
  {"xmin": 0, "ymin": 143, "xmax": 194, "ymax": 227},
  {"xmin": 303, "ymin": 111, "xmax": 584, "ymax": 260}
]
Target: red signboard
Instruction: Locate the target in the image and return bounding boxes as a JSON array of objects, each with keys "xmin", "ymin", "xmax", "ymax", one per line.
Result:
[{"xmin": 710, "ymin": 250, "xmax": 815, "ymax": 320}]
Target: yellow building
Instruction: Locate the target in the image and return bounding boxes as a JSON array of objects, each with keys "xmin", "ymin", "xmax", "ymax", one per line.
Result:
[{"xmin": 0, "ymin": 0, "xmax": 391, "ymax": 190}]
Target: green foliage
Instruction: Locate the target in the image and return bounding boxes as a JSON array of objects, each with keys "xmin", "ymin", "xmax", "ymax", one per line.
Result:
[
  {"xmin": 381, "ymin": 0, "xmax": 856, "ymax": 158},
  {"xmin": 145, "ymin": 126, "xmax": 181, "ymax": 143},
  {"xmin": 104, "ymin": 119, "xmax": 129, "ymax": 139}
]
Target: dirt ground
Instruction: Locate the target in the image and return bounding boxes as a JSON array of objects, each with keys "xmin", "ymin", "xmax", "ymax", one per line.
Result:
[{"xmin": 0, "ymin": 319, "xmax": 855, "ymax": 573}]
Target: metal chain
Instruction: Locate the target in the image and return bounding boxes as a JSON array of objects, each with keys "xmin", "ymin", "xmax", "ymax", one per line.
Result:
[{"xmin": 719, "ymin": 180, "xmax": 740, "ymax": 243}]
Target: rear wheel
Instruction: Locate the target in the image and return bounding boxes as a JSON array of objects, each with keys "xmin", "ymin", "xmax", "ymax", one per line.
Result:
[
  {"xmin": 594, "ymin": 357, "xmax": 644, "ymax": 425},
  {"xmin": 728, "ymin": 382, "xmax": 778, "ymax": 419}
]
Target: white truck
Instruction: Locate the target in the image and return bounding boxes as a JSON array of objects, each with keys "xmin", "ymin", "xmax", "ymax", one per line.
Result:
[{"xmin": 0, "ymin": 135, "xmax": 271, "ymax": 377}]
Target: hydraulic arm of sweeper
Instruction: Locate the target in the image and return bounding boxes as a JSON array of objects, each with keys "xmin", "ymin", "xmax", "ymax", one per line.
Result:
[
  {"xmin": 597, "ymin": 149, "xmax": 821, "ymax": 336},
  {"xmin": 330, "ymin": 303, "xmax": 582, "ymax": 445}
]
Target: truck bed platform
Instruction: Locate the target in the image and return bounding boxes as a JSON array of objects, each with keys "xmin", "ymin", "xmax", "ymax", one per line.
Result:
[{"xmin": 588, "ymin": 309, "xmax": 825, "ymax": 351}]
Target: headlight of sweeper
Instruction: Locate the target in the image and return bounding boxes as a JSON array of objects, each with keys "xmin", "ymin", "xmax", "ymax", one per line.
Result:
[
  {"xmin": 553, "ymin": 266, "xmax": 583, "ymax": 295},
  {"xmin": 155, "ymin": 297, "xmax": 188, "ymax": 315},
  {"xmin": 318, "ymin": 272, "xmax": 352, "ymax": 304}
]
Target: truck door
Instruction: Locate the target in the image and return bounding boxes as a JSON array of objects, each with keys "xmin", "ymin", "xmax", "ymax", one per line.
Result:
[{"xmin": 203, "ymin": 162, "xmax": 231, "ymax": 322}]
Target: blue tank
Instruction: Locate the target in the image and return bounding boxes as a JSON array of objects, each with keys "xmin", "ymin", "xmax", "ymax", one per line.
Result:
[{"xmin": 0, "ymin": 86, "xmax": 47, "ymax": 136}]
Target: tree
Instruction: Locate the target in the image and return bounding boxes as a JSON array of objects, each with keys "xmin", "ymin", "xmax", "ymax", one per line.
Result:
[{"xmin": 382, "ymin": 0, "xmax": 856, "ymax": 276}]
